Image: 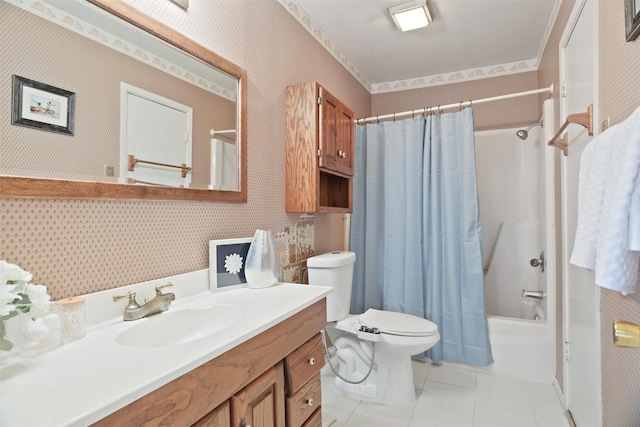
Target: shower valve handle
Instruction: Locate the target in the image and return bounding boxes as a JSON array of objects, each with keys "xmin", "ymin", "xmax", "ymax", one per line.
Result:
[{"xmin": 529, "ymin": 251, "xmax": 545, "ymax": 273}]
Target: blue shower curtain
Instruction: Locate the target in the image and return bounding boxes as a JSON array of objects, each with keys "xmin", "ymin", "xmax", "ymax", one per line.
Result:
[{"xmin": 350, "ymin": 109, "xmax": 493, "ymax": 366}]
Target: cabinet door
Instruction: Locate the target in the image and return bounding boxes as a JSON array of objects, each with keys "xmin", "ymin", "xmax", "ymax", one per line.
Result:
[
  {"xmin": 231, "ymin": 363, "xmax": 286, "ymax": 427},
  {"xmin": 338, "ymin": 103, "xmax": 354, "ymax": 175},
  {"xmin": 318, "ymin": 87, "xmax": 340, "ymax": 172},
  {"xmin": 194, "ymin": 401, "xmax": 231, "ymax": 427}
]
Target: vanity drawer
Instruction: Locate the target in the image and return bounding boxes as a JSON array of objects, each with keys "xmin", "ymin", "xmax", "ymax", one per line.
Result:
[
  {"xmin": 301, "ymin": 407, "xmax": 322, "ymax": 427},
  {"xmin": 285, "ymin": 373, "xmax": 321, "ymax": 427},
  {"xmin": 284, "ymin": 333, "xmax": 324, "ymax": 394}
]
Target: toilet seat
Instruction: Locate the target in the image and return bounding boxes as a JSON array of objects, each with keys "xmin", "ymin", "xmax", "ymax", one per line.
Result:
[
  {"xmin": 360, "ymin": 309, "xmax": 438, "ymax": 336},
  {"xmin": 336, "ymin": 309, "xmax": 438, "ymax": 337}
]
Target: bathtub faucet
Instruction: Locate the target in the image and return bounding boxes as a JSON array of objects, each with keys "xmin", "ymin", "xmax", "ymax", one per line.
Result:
[{"xmin": 521, "ymin": 289, "xmax": 545, "ymax": 300}]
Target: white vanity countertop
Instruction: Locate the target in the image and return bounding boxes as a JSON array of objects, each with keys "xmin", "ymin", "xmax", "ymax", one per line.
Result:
[{"xmin": 0, "ymin": 269, "xmax": 331, "ymax": 427}]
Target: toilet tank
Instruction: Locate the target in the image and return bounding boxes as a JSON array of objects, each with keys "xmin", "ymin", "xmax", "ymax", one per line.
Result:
[{"xmin": 307, "ymin": 251, "xmax": 356, "ymax": 322}]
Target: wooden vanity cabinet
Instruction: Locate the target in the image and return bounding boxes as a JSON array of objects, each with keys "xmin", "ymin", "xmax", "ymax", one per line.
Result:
[
  {"xmin": 92, "ymin": 299, "xmax": 326, "ymax": 427},
  {"xmin": 283, "ymin": 334, "xmax": 325, "ymax": 427},
  {"xmin": 286, "ymin": 82, "xmax": 355, "ymax": 213},
  {"xmin": 193, "ymin": 401, "xmax": 231, "ymax": 427},
  {"xmin": 231, "ymin": 363, "xmax": 285, "ymax": 427}
]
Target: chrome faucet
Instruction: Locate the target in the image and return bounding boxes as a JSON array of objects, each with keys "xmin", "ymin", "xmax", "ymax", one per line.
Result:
[
  {"xmin": 113, "ymin": 283, "xmax": 175, "ymax": 321},
  {"xmin": 521, "ymin": 289, "xmax": 545, "ymax": 300}
]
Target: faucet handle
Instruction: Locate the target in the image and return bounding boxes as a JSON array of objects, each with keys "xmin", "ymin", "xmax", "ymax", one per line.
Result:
[
  {"xmin": 113, "ymin": 291, "xmax": 141, "ymax": 309},
  {"xmin": 155, "ymin": 282, "xmax": 173, "ymax": 295}
]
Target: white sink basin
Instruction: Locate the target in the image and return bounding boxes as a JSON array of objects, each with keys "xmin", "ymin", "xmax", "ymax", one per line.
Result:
[{"xmin": 116, "ymin": 304, "xmax": 244, "ymax": 348}]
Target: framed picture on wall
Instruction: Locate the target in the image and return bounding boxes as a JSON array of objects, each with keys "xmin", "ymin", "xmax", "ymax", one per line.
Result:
[
  {"xmin": 625, "ymin": 0, "xmax": 640, "ymax": 41},
  {"xmin": 11, "ymin": 75, "xmax": 75, "ymax": 135}
]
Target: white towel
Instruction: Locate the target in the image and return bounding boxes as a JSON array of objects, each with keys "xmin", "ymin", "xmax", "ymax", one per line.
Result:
[
  {"xmin": 570, "ymin": 133, "xmax": 606, "ymax": 269},
  {"xmin": 628, "ymin": 180, "xmax": 640, "ymax": 251},
  {"xmin": 570, "ymin": 106, "xmax": 640, "ymax": 294}
]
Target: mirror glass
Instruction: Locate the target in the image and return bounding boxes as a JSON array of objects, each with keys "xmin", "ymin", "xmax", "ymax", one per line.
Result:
[{"xmin": 1, "ymin": 0, "xmax": 247, "ymax": 201}]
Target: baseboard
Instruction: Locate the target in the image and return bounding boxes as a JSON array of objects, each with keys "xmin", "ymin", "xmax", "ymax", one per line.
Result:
[{"xmin": 552, "ymin": 378, "xmax": 567, "ymax": 408}]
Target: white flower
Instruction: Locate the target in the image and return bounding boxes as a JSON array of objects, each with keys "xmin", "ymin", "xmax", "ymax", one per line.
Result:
[
  {"xmin": 0, "ymin": 261, "xmax": 33, "ymax": 283},
  {"xmin": 1, "ymin": 261, "xmax": 52, "ymax": 352},
  {"xmin": 0, "ymin": 261, "xmax": 50, "ymax": 319},
  {"xmin": 24, "ymin": 284, "xmax": 51, "ymax": 317},
  {"xmin": 224, "ymin": 253, "xmax": 243, "ymax": 275}
]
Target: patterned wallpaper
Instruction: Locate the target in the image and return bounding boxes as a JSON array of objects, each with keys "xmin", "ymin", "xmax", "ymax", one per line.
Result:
[
  {"xmin": 598, "ymin": 1, "xmax": 640, "ymax": 425},
  {"xmin": 1, "ymin": 0, "xmax": 367, "ymax": 300}
]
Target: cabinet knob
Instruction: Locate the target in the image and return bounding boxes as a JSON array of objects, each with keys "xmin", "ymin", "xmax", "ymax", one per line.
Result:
[
  {"xmin": 338, "ymin": 150, "xmax": 344, "ymax": 157},
  {"xmin": 308, "ymin": 357, "xmax": 315, "ymax": 365},
  {"xmin": 306, "ymin": 398, "xmax": 314, "ymax": 407}
]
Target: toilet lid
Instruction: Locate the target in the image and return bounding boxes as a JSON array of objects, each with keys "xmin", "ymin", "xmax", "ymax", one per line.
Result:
[{"xmin": 360, "ymin": 309, "xmax": 438, "ymax": 337}]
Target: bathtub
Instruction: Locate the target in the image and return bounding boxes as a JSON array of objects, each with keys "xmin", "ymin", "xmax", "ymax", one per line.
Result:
[
  {"xmin": 481, "ymin": 222, "xmax": 554, "ymax": 383},
  {"xmin": 477, "ymin": 315, "xmax": 555, "ymax": 383}
]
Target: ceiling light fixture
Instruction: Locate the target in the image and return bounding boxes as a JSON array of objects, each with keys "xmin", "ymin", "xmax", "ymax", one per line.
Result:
[{"xmin": 388, "ymin": 0, "xmax": 432, "ymax": 32}]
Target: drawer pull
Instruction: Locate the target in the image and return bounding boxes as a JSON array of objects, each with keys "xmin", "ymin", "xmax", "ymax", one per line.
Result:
[
  {"xmin": 306, "ymin": 398, "xmax": 314, "ymax": 407},
  {"xmin": 308, "ymin": 357, "xmax": 316, "ymax": 365}
]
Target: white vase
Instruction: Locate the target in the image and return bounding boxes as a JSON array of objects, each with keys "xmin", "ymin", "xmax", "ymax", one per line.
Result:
[
  {"xmin": 245, "ymin": 229, "xmax": 281, "ymax": 289},
  {"xmin": 18, "ymin": 304, "xmax": 62, "ymax": 357}
]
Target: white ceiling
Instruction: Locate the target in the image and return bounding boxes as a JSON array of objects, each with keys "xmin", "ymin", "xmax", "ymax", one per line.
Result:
[{"xmin": 290, "ymin": 0, "xmax": 558, "ymax": 92}]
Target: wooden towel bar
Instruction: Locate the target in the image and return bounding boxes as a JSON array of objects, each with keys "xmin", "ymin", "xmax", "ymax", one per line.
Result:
[{"xmin": 547, "ymin": 104, "xmax": 593, "ymax": 156}]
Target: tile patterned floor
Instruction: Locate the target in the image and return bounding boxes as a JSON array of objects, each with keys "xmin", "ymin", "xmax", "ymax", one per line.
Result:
[{"xmin": 321, "ymin": 360, "xmax": 571, "ymax": 427}]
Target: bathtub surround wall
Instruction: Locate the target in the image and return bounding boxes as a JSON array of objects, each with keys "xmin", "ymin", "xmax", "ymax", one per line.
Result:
[
  {"xmin": 475, "ymin": 126, "xmax": 543, "ymax": 272},
  {"xmin": 0, "ymin": 0, "xmax": 369, "ymax": 300},
  {"xmin": 475, "ymin": 124, "xmax": 549, "ymax": 322},
  {"xmin": 484, "ymin": 222, "xmax": 542, "ymax": 319}
]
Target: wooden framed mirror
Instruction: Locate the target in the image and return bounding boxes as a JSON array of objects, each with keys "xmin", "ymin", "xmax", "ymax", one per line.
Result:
[{"xmin": 0, "ymin": 0, "xmax": 247, "ymax": 202}]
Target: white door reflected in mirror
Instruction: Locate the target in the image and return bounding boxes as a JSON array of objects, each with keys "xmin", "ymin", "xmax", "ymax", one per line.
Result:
[{"xmin": 120, "ymin": 83, "xmax": 193, "ymax": 188}]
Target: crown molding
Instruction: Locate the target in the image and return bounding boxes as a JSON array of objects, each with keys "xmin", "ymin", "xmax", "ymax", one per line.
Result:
[
  {"xmin": 276, "ymin": 0, "xmax": 372, "ymax": 91},
  {"xmin": 284, "ymin": 0, "xmax": 562, "ymax": 95}
]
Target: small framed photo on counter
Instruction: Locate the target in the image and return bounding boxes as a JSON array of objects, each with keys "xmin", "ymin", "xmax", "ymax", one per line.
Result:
[{"xmin": 209, "ymin": 237, "xmax": 252, "ymax": 291}]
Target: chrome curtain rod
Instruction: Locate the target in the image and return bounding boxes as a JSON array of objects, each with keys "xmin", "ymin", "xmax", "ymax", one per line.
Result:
[{"xmin": 355, "ymin": 84, "xmax": 555, "ymax": 125}]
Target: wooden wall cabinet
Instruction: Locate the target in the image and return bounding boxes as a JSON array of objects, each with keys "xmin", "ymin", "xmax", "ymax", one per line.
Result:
[
  {"xmin": 93, "ymin": 300, "xmax": 326, "ymax": 427},
  {"xmin": 286, "ymin": 82, "xmax": 355, "ymax": 213}
]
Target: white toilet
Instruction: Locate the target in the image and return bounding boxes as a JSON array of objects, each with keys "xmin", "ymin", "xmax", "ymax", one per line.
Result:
[{"xmin": 307, "ymin": 251, "xmax": 440, "ymax": 405}]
